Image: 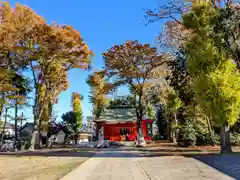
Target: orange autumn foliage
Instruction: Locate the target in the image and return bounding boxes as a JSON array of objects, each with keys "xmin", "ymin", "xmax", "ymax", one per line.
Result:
[{"xmin": 0, "ymin": 2, "xmax": 93, "ymax": 149}]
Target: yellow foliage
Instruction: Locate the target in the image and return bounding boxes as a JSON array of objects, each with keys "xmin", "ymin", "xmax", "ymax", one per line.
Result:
[{"xmin": 87, "ymin": 70, "xmax": 113, "ymax": 117}]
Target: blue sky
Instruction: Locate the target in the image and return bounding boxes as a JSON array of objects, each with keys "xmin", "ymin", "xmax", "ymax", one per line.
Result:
[{"xmin": 8, "ymin": 0, "xmax": 167, "ymax": 121}]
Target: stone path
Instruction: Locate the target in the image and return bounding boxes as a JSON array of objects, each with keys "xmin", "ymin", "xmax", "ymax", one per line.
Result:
[{"xmin": 60, "ymin": 150, "xmax": 236, "ymax": 180}]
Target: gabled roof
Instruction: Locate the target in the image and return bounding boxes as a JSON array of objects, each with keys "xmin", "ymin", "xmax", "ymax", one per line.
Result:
[
  {"xmin": 95, "ymin": 108, "xmax": 136, "ymax": 124},
  {"xmin": 19, "ymin": 122, "xmax": 34, "ymax": 132}
]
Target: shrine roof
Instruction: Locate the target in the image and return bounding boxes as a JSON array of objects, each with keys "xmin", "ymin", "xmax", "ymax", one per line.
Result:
[{"xmin": 94, "ymin": 108, "xmax": 136, "ymax": 123}]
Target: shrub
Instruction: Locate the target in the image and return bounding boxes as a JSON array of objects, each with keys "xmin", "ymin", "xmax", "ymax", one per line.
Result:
[
  {"xmin": 176, "ymin": 121, "xmax": 197, "ymax": 147},
  {"xmin": 177, "ymin": 127, "xmax": 217, "ymax": 147},
  {"xmin": 153, "ymin": 134, "xmax": 164, "ymax": 140},
  {"xmin": 231, "ymin": 133, "xmax": 240, "ymax": 146},
  {"xmin": 195, "ymin": 131, "xmax": 216, "ymax": 146}
]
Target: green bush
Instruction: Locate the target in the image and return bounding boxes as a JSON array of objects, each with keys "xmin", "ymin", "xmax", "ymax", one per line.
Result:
[
  {"xmin": 176, "ymin": 119, "xmax": 218, "ymax": 147},
  {"xmin": 153, "ymin": 134, "xmax": 164, "ymax": 140},
  {"xmin": 176, "ymin": 121, "xmax": 197, "ymax": 147},
  {"xmin": 195, "ymin": 131, "xmax": 216, "ymax": 146},
  {"xmin": 231, "ymin": 133, "xmax": 240, "ymax": 146}
]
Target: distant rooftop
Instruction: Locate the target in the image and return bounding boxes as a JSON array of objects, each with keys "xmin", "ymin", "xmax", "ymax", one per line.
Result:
[{"xmin": 0, "ymin": 122, "xmax": 15, "ymax": 129}]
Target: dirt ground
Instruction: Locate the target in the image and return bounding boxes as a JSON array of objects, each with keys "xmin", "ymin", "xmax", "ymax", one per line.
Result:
[{"xmin": 0, "ymin": 150, "xmax": 92, "ymax": 180}]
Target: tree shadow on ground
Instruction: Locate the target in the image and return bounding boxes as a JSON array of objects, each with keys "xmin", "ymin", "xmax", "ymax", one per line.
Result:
[
  {"xmin": 0, "ymin": 149, "xmax": 169, "ymax": 158},
  {"xmin": 98, "ymin": 147, "xmax": 203, "ymax": 152},
  {"xmin": 184, "ymin": 153, "xmax": 240, "ymax": 179},
  {"xmin": 0, "ymin": 146, "xmax": 217, "ymax": 158}
]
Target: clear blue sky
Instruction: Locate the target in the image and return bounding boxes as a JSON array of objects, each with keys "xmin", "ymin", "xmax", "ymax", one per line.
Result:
[{"xmin": 8, "ymin": 0, "xmax": 168, "ymax": 121}]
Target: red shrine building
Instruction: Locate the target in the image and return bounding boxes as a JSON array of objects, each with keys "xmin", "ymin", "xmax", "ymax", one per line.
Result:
[{"xmin": 93, "ymin": 108, "xmax": 153, "ymax": 142}]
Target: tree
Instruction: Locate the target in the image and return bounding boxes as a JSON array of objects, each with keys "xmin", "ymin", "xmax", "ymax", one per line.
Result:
[
  {"xmin": 0, "ymin": 2, "xmax": 93, "ymax": 149},
  {"xmin": 11, "ymin": 73, "xmax": 31, "ymax": 149},
  {"xmin": 0, "ymin": 70, "xmax": 30, "ymax": 148},
  {"xmin": 103, "ymin": 40, "xmax": 164, "ymax": 146},
  {"xmin": 0, "ymin": 106, "xmax": 10, "ymax": 145},
  {"xmin": 71, "ymin": 92, "xmax": 83, "ymax": 131},
  {"xmin": 212, "ymin": 3, "xmax": 240, "ymax": 68},
  {"xmin": 166, "ymin": 92, "xmax": 183, "ymax": 143},
  {"xmin": 86, "ymin": 70, "xmax": 113, "ymax": 119},
  {"xmin": 183, "ymin": 2, "xmax": 240, "ymax": 153},
  {"xmin": 144, "ymin": 0, "xmax": 225, "ymax": 144},
  {"xmin": 39, "ymin": 64, "xmax": 69, "ymax": 143},
  {"xmin": 0, "ymin": 69, "xmax": 15, "ymax": 117},
  {"xmin": 145, "ymin": 0, "xmax": 194, "ymax": 107},
  {"xmin": 144, "ymin": 0, "xmax": 234, "ymax": 25},
  {"xmin": 147, "ymin": 103, "xmax": 155, "ymax": 120},
  {"xmin": 61, "ymin": 111, "xmax": 79, "ymax": 144},
  {"xmin": 26, "ymin": 24, "xmax": 92, "ymax": 149}
]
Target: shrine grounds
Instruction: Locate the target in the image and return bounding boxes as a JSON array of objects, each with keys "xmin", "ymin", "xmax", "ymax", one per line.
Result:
[{"xmin": 1, "ymin": 144, "xmax": 240, "ymax": 180}]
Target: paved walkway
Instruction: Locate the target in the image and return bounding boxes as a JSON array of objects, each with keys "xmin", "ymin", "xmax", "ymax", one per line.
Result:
[{"xmin": 61, "ymin": 150, "xmax": 236, "ymax": 180}]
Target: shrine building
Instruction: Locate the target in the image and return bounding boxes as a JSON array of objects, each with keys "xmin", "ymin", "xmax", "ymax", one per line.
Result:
[{"xmin": 93, "ymin": 107, "xmax": 153, "ymax": 142}]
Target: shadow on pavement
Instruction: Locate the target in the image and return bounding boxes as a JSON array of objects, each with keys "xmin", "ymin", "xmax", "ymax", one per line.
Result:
[{"xmin": 184, "ymin": 153, "xmax": 240, "ymax": 179}]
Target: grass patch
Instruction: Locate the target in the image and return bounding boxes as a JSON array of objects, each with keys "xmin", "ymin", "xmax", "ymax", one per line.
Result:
[{"xmin": 0, "ymin": 154, "xmax": 89, "ymax": 180}]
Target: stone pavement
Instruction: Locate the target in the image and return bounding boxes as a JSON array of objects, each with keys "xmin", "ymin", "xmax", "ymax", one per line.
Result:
[{"xmin": 60, "ymin": 150, "xmax": 235, "ymax": 180}]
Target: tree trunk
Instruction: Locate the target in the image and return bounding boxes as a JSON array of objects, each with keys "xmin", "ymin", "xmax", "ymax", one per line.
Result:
[
  {"xmin": 31, "ymin": 98, "xmax": 46, "ymax": 150},
  {"xmin": 45, "ymin": 102, "xmax": 53, "ymax": 146},
  {"xmin": 48, "ymin": 102, "xmax": 53, "ymax": 121},
  {"xmin": 165, "ymin": 111, "xmax": 171, "ymax": 140},
  {"xmin": 136, "ymin": 97, "xmax": 146, "ymax": 147},
  {"xmin": 29, "ymin": 124, "xmax": 38, "ymax": 151},
  {"xmin": 172, "ymin": 113, "xmax": 177, "ymax": 144},
  {"xmin": 29, "ymin": 107, "xmax": 40, "ymax": 150},
  {"xmin": 1, "ymin": 108, "xmax": 8, "ymax": 145},
  {"xmin": 37, "ymin": 117, "xmax": 42, "ymax": 148},
  {"xmin": 74, "ymin": 133, "xmax": 78, "ymax": 144},
  {"xmin": 220, "ymin": 124, "xmax": 232, "ymax": 154},
  {"xmin": 206, "ymin": 115, "xmax": 214, "ymax": 136},
  {"xmin": 14, "ymin": 102, "xmax": 18, "ymax": 150}
]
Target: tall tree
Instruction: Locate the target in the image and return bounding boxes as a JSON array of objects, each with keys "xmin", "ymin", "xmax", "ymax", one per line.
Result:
[
  {"xmin": 183, "ymin": 2, "xmax": 240, "ymax": 153},
  {"xmin": 62, "ymin": 110, "xmax": 80, "ymax": 144},
  {"xmin": 0, "ymin": 69, "xmax": 14, "ymax": 117},
  {"xmin": 0, "ymin": 2, "xmax": 93, "ymax": 149},
  {"xmin": 103, "ymin": 40, "xmax": 163, "ymax": 146},
  {"xmin": 62, "ymin": 111, "xmax": 77, "ymax": 131},
  {"xmin": 71, "ymin": 92, "xmax": 83, "ymax": 132},
  {"xmin": 0, "ymin": 106, "xmax": 10, "ymax": 145},
  {"xmin": 144, "ymin": 0, "xmax": 219, "ymax": 141},
  {"xmin": 86, "ymin": 70, "xmax": 113, "ymax": 119},
  {"xmin": 39, "ymin": 64, "xmax": 69, "ymax": 142},
  {"xmin": 0, "ymin": 72, "xmax": 29, "ymax": 147},
  {"xmin": 11, "ymin": 73, "xmax": 31, "ymax": 149},
  {"xmin": 212, "ymin": 3, "xmax": 240, "ymax": 68}
]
